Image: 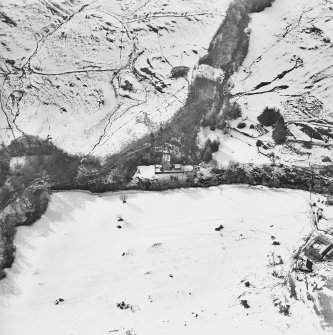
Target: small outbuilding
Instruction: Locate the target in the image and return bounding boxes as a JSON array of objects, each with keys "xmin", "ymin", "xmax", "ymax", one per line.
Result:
[{"xmin": 304, "ymin": 233, "xmax": 333, "ymax": 263}]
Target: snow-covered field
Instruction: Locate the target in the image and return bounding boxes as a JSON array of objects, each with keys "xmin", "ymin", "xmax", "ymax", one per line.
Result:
[{"xmin": 0, "ymin": 186, "xmax": 331, "ymax": 334}]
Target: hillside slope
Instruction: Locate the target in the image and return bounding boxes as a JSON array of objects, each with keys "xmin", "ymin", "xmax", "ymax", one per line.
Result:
[
  {"xmin": 0, "ymin": 0, "xmax": 230, "ymax": 155},
  {"xmin": 200, "ymin": 0, "xmax": 333, "ymax": 167}
]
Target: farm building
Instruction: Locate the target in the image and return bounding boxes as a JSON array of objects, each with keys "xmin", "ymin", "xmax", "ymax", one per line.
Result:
[
  {"xmin": 155, "ymin": 151, "xmax": 194, "ymax": 174},
  {"xmin": 235, "ymin": 118, "xmax": 268, "ymax": 138},
  {"xmin": 304, "ymin": 233, "xmax": 333, "ymax": 263},
  {"xmin": 161, "ymin": 151, "xmax": 171, "ymax": 172},
  {"xmin": 135, "ymin": 150, "xmax": 196, "ymax": 179}
]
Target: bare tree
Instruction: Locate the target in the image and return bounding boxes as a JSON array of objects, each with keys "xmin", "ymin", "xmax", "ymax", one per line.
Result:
[{"xmin": 120, "ymin": 194, "xmax": 127, "ymax": 203}]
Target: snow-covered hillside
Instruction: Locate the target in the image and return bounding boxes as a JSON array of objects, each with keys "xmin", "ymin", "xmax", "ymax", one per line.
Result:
[
  {"xmin": 1, "ymin": 186, "xmax": 331, "ymax": 334},
  {"xmin": 0, "ymin": 0, "xmax": 230, "ymax": 155},
  {"xmin": 199, "ymin": 0, "xmax": 333, "ymax": 167}
]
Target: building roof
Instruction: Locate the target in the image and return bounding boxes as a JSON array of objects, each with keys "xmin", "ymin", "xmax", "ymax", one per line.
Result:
[{"xmin": 304, "ymin": 233, "xmax": 333, "ymax": 262}]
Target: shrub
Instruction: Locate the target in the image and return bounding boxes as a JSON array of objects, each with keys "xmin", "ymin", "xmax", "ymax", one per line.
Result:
[
  {"xmin": 237, "ymin": 122, "xmax": 246, "ymax": 129},
  {"xmin": 322, "ymin": 156, "xmax": 332, "ymax": 163},
  {"xmin": 257, "ymin": 107, "xmax": 282, "ymax": 127},
  {"xmin": 120, "ymin": 80, "xmax": 133, "ymax": 91}
]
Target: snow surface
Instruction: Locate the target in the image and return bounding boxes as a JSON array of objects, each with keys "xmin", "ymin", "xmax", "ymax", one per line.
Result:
[
  {"xmin": 197, "ymin": 127, "xmax": 272, "ymax": 166},
  {"xmin": 0, "ymin": 186, "xmax": 330, "ymax": 334}
]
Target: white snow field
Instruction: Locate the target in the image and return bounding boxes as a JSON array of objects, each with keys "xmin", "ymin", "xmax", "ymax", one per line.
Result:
[{"xmin": 0, "ymin": 186, "xmax": 330, "ymax": 334}]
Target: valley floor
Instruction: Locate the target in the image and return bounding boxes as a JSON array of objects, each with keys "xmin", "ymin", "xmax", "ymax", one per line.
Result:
[{"xmin": 0, "ymin": 186, "xmax": 331, "ymax": 334}]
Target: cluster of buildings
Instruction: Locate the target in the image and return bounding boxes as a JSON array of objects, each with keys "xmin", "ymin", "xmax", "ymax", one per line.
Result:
[
  {"xmin": 135, "ymin": 150, "xmax": 198, "ymax": 180},
  {"xmin": 154, "ymin": 151, "xmax": 195, "ymax": 174},
  {"xmin": 235, "ymin": 118, "xmax": 269, "ymax": 138}
]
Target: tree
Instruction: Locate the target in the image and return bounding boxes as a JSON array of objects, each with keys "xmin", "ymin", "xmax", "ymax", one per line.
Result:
[
  {"xmin": 0, "ymin": 157, "xmax": 9, "ymax": 187},
  {"xmin": 201, "ymin": 118, "xmax": 210, "ymax": 128},
  {"xmin": 256, "ymin": 140, "xmax": 263, "ymax": 147},
  {"xmin": 227, "ymin": 102, "xmax": 242, "ymax": 120},
  {"xmin": 257, "ymin": 107, "xmax": 282, "ymax": 126},
  {"xmin": 217, "ymin": 119, "xmax": 227, "ymax": 130},
  {"xmin": 203, "ymin": 147, "xmax": 213, "ymax": 163},
  {"xmin": 256, "ymin": 140, "xmax": 263, "ymax": 153},
  {"xmin": 272, "ymin": 120, "xmax": 288, "ymax": 145},
  {"xmin": 150, "ymin": 132, "xmax": 155, "ymax": 144},
  {"xmin": 250, "ymin": 0, "xmax": 275, "ymax": 13},
  {"xmin": 210, "ymin": 140, "xmax": 220, "ymax": 153}
]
